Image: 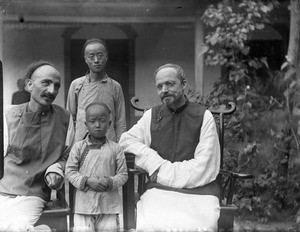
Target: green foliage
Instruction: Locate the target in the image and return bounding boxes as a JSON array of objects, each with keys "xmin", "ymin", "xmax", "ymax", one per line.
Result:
[
  {"xmin": 197, "ymin": 77, "xmax": 300, "ymax": 222},
  {"xmin": 201, "ymin": 0, "xmax": 278, "ymax": 83},
  {"xmin": 199, "ymin": 0, "xmax": 300, "ymax": 222}
]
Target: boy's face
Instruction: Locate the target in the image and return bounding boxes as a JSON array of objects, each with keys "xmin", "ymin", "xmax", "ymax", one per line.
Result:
[{"xmin": 85, "ymin": 105, "xmax": 110, "ymax": 139}]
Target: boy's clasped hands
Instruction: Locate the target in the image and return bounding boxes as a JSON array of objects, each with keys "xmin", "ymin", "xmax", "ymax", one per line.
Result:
[{"xmin": 86, "ymin": 176, "xmax": 110, "ymax": 192}]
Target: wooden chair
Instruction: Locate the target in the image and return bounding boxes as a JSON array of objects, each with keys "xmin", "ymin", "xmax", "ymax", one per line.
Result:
[
  {"xmin": 122, "ymin": 97, "xmax": 252, "ymax": 232},
  {"xmin": 35, "ymin": 182, "xmax": 73, "ymax": 232}
]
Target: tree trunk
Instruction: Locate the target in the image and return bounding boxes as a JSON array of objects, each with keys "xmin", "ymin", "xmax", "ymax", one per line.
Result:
[
  {"xmin": 287, "ymin": 0, "xmax": 300, "ymax": 223},
  {"xmin": 287, "ymin": 0, "xmax": 300, "ymax": 71}
]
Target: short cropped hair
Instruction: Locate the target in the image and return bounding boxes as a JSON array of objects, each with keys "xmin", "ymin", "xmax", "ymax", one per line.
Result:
[
  {"xmin": 24, "ymin": 60, "xmax": 55, "ymax": 80},
  {"xmin": 85, "ymin": 102, "xmax": 111, "ymax": 115},
  {"xmin": 154, "ymin": 63, "xmax": 186, "ymax": 82},
  {"xmin": 82, "ymin": 38, "xmax": 108, "ymax": 56}
]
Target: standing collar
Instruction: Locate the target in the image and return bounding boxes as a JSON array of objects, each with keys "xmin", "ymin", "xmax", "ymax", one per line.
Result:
[
  {"xmin": 86, "ymin": 71, "xmax": 108, "ymax": 83},
  {"xmin": 25, "ymin": 102, "xmax": 52, "ymax": 115},
  {"xmin": 87, "ymin": 134, "xmax": 107, "ymax": 146}
]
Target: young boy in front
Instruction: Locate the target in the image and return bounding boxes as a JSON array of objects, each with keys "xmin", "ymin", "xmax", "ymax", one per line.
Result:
[{"xmin": 66, "ymin": 102, "xmax": 128, "ymax": 232}]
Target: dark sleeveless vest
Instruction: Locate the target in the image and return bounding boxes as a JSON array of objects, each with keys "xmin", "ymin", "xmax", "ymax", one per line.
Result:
[
  {"xmin": 148, "ymin": 100, "xmax": 220, "ymax": 198},
  {"xmin": 0, "ymin": 103, "xmax": 70, "ymax": 201}
]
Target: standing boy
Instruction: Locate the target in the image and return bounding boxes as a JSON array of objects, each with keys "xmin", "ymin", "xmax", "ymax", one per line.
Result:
[
  {"xmin": 66, "ymin": 102, "xmax": 128, "ymax": 232},
  {"xmin": 67, "ymin": 38, "xmax": 127, "ymax": 143}
]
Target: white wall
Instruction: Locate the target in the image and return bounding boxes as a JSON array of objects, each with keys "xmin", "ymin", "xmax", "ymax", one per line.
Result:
[
  {"xmin": 2, "ymin": 23, "xmax": 220, "ymax": 111},
  {"xmin": 134, "ymin": 23, "xmax": 197, "ymax": 107},
  {"xmin": 2, "ymin": 25, "xmax": 65, "ymax": 107}
]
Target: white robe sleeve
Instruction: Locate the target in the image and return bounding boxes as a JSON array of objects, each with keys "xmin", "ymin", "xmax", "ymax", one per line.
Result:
[
  {"xmin": 157, "ymin": 110, "xmax": 220, "ymax": 188},
  {"xmin": 119, "ymin": 109, "xmax": 167, "ymax": 175},
  {"xmin": 119, "ymin": 109, "xmax": 220, "ymax": 189}
]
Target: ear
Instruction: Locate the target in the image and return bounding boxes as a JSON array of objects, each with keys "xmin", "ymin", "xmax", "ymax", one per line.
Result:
[
  {"xmin": 181, "ymin": 79, "xmax": 187, "ymax": 90},
  {"xmin": 26, "ymin": 79, "xmax": 33, "ymax": 92},
  {"xmin": 108, "ymin": 120, "xmax": 112, "ymax": 127},
  {"xmin": 84, "ymin": 57, "xmax": 88, "ymax": 65}
]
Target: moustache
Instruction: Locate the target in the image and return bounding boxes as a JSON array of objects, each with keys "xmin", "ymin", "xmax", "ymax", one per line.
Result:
[
  {"xmin": 41, "ymin": 93, "xmax": 56, "ymax": 100},
  {"xmin": 162, "ymin": 93, "xmax": 173, "ymax": 99},
  {"xmin": 161, "ymin": 90, "xmax": 181, "ymax": 99}
]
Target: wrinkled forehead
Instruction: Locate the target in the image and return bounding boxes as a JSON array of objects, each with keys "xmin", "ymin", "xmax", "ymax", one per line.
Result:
[{"xmin": 31, "ymin": 65, "xmax": 61, "ymax": 82}]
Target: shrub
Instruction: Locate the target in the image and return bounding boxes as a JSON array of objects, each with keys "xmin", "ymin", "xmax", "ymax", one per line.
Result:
[{"xmin": 198, "ymin": 0, "xmax": 300, "ymax": 221}]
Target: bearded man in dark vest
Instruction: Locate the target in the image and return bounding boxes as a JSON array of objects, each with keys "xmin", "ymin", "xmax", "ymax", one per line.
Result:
[{"xmin": 119, "ymin": 63, "xmax": 221, "ymax": 231}]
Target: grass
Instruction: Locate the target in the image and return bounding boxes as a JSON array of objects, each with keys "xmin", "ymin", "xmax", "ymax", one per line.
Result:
[{"xmin": 234, "ymin": 218, "xmax": 300, "ymax": 232}]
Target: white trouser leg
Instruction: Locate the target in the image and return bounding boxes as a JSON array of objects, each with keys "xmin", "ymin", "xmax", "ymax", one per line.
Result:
[
  {"xmin": 136, "ymin": 189, "xmax": 220, "ymax": 232},
  {"xmin": 0, "ymin": 195, "xmax": 46, "ymax": 231}
]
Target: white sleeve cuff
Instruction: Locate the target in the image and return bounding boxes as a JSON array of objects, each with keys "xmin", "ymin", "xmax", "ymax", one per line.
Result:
[{"xmin": 45, "ymin": 163, "xmax": 64, "ymax": 177}]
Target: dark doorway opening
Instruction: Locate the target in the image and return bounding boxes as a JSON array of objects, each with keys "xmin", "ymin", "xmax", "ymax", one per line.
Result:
[
  {"xmin": 248, "ymin": 40, "xmax": 284, "ymax": 71},
  {"xmin": 70, "ymin": 39, "xmax": 130, "ymax": 127}
]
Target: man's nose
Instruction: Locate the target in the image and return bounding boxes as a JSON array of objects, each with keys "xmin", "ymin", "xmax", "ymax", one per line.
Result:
[
  {"xmin": 93, "ymin": 56, "xmax": 100, "ymax": 62},
  {"xmin": 47, "ymin": 84, "xmax": 56, "ymax": 94},
  {"xmin": 161, "ymin": 84, "xmax": 168, "ymax": 92}
]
